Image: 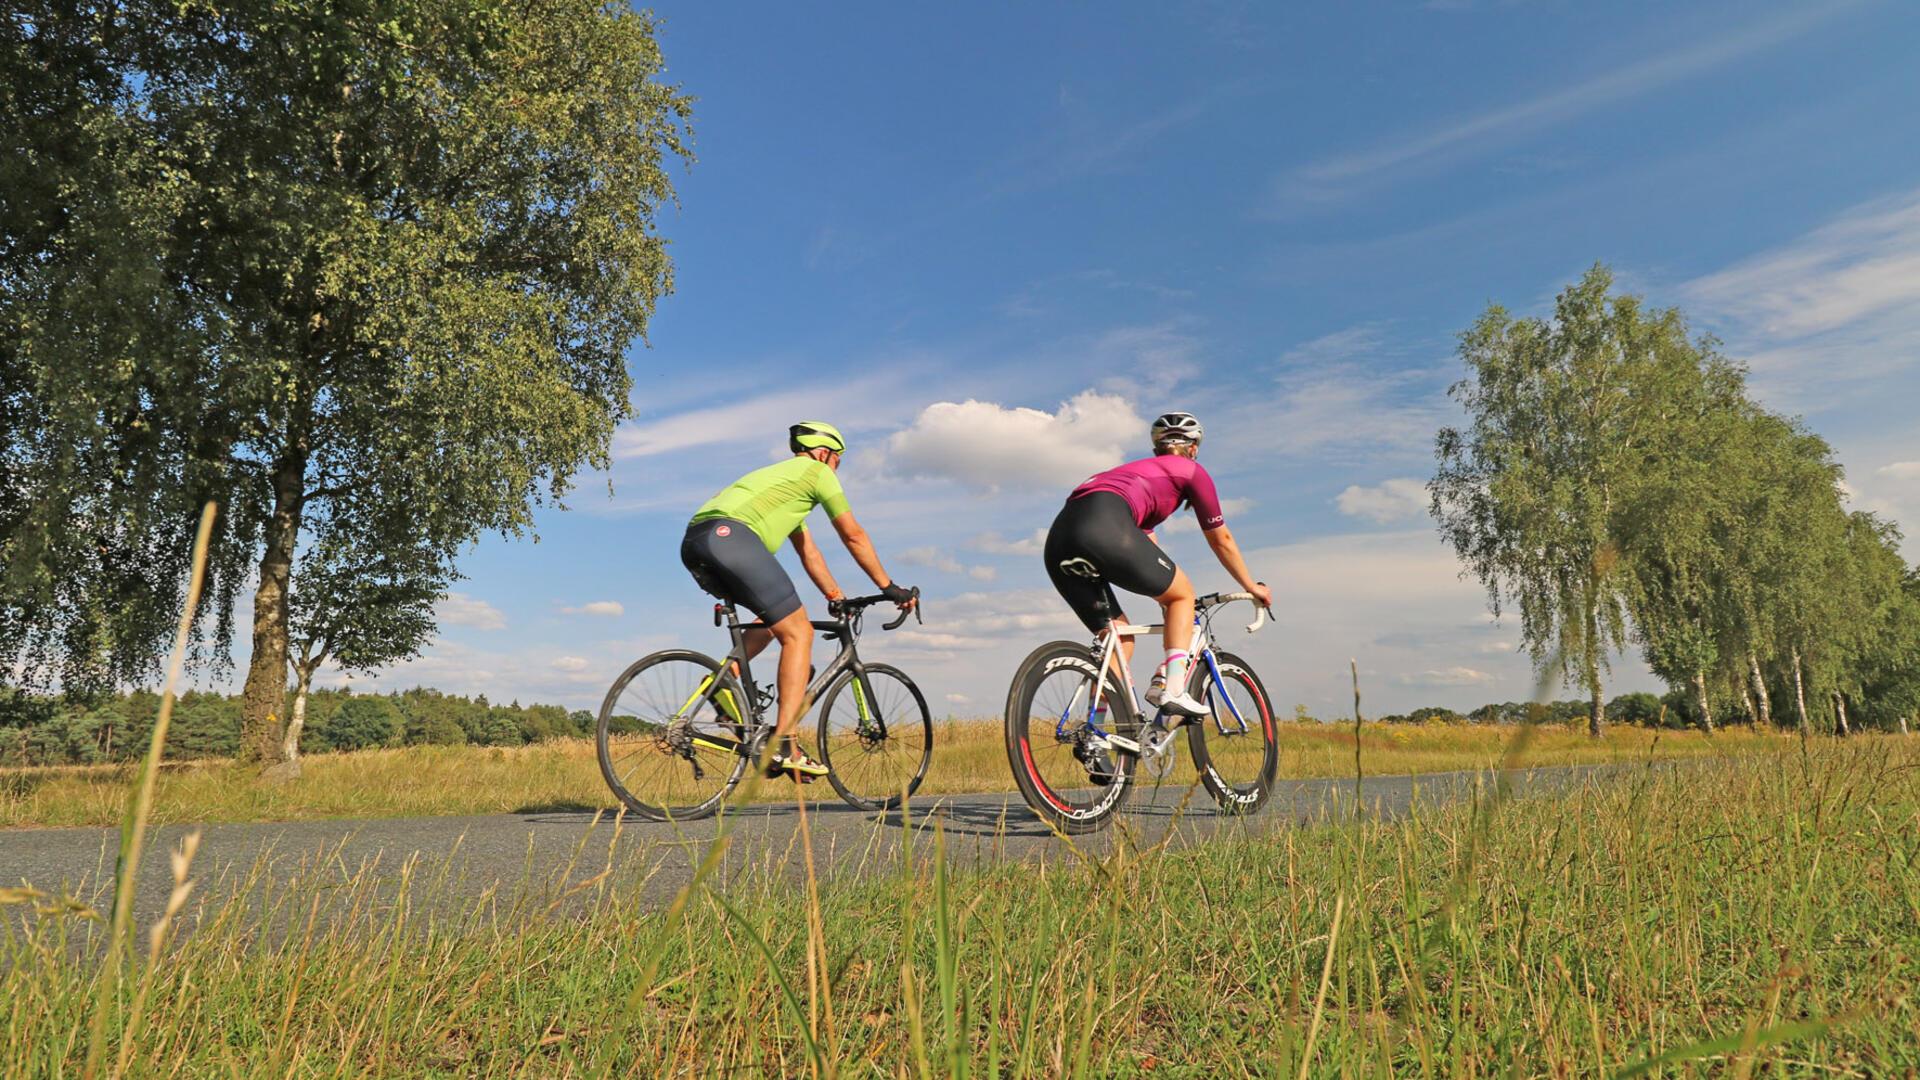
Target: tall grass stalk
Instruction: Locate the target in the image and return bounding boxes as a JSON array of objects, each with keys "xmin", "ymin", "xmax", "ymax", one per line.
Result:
[{"xmin": 83, "ymin": 501, "xmax": 216, "ymax": 1079}]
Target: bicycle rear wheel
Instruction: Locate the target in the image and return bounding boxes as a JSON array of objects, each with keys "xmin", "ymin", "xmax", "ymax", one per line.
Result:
[
  {"xmin": 817, "ymin": 663, "xmax": 933, "ymax": 812},
  {"xmin": 1185, "ymin": 649, "xmax": 1277, "ymax": 815},
  {"xmin": 596, "ymin": 649, "xmax": 754, "ymax": 822},
  {"xmin": 1004, "ymin": 641, "xmax": 1138, "ymax": 834}
]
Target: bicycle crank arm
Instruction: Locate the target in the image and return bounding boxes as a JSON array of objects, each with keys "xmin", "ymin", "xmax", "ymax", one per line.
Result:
[{"xmin": 1100, "ymin": 733, "xmax": 1143, "ymax": 755}]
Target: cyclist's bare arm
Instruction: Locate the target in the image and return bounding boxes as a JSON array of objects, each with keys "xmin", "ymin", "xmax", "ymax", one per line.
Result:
[
  {"xmin": 1202, "ymin": 524, "xmax": 1272, "ymax": 607},
  {"xmin": 791, "ymin": 527, "xmax": 844, "ymax": 601},
  {"xmin": 830, "ymin": 512, "xmax": 914, "ymax": 607}
]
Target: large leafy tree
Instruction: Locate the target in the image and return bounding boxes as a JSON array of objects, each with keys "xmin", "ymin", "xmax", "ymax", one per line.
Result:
[
  {"xmin": 1432, "ymin": 265, "xmax": 1723, "ymax": 737},
  {"xmin": 3, "ymin": 1, "xmax": 692, "ymax": 766}
]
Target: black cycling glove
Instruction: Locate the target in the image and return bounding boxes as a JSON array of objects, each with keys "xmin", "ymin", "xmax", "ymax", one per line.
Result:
[{"xmin": 880, "ymin": 582, "xmax": 916, "ymax": 605}]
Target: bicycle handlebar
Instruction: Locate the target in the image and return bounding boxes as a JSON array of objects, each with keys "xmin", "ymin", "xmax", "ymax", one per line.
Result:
[
  {"xmin": 1196, "ymin": 587, "xmax": 1273, "ymax": 634},
  {"xmin": 829, "ymin": 587, "xmax": 923, "ymax": 631}
]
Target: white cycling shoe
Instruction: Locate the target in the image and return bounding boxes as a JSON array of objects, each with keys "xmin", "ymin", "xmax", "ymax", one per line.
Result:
[{"xmin": 1155, "ymin": 689, "xmax": 1210, "ymax": 718}]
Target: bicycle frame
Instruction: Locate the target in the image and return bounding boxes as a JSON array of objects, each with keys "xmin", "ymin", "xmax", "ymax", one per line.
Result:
[
  {"xmin": 670, "ymin": 603, "xmax": 886, "ymax": 754},
  {"xmin": 1055, "ymin": 598, "xmax": 1261, "ymax": 752}
]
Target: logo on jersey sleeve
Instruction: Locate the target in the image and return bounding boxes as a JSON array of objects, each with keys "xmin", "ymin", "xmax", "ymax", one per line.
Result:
[{"xmin": 715, "ymin": 524, "xmax": 732, "ymax": 538}]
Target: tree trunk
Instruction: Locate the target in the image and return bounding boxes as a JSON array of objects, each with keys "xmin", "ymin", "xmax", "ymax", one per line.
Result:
[
  {"xmin": 1584, "ymin": 593, "xmax": 1604, "ymax": 739},
  {"xmin": 1833, "ymin": 691, "xmax": 1850, "ymax": 737},
  {"xmin": 240, "ymin": 451, "xmax": 306, "ymax": 767},
  {"xmin": 1791, "ymin": 648, "xmax": 1809, "ymax": 738},
  {"xmin": 1748, "ymin": 652, "xmax": 1772, "ymax": 730},
  {"xmin": 1902, "ymin": 714, "xmax": 1911, "ymax": 736},
  {"xmin": 1739, "ymin": 682, "xmax": 1755, "ymax": 726},
  {"xmin": 277, "ymin": 659, "xmax": 320, "ymax": 778},
  {"xmin": 1693, "ymin": 670, "xmax": 1715, "ymax": 734}
]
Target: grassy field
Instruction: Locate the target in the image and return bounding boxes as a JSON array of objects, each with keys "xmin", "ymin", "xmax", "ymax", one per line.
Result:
[
  {"xmin": 6, "ymin": 740, "xmax": 1914, "ymax": 1076},
  {"xmin": 0, "ymin": 720, "xmax": 1791, "ymax": 828}
]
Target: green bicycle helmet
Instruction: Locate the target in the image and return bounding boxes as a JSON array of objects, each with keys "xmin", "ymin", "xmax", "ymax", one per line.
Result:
[{"xmin": 789, "ymin": 420, "xmax": 846, "ymax": 455}]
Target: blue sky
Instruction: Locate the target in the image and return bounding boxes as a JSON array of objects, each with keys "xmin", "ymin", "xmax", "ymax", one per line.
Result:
[{"xmin": 335, "ymin": 0, "xmax": 1920, "ymax": 717}]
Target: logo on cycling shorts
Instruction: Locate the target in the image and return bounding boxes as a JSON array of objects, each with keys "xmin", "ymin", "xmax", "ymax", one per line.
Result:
[
  {"xmin": 1157, "ymin": 557, "xmax": 1172, "ymax": 570},
  {"xmin": 1057, "ymin": 557, "xmax": 1100, "ymax": 579},
  {"xmin": 715, "ymin": 524, "xmax": 732, "ymax": 538}
]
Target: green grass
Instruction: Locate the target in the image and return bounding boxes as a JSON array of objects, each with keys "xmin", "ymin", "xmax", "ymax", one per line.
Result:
[
  {"xmin": 8, "ymin": 740, "xmax": 1916, "ymax": 1076},
  {"xmin": 0, "ymin": 720, "xmax": 1785, "ymax": 828}
]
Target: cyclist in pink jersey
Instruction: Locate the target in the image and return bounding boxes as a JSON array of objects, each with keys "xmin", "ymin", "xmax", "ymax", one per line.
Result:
[{"xmin": 1044, "ymin": 412, "xmax": 1271, "ymax": 718}]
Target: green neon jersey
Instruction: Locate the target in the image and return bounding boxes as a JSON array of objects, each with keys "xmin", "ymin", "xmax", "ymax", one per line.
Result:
[{"xmin": 690, "ymin": 457, "xmax": 852, "ymax": 551}]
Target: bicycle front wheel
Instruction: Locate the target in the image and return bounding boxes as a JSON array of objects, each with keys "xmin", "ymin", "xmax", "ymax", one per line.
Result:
[
  {"xmin": 1185, "ymin": 649, "xmax": 1277, "ymax": 815},
  {"xmin": 1004, "ymin": 641, "xmax": 1138, "ymax": 834},
  {"xmin": 817, "ymin": 663, "xmax": 933, "ymax": 812},
  {"xmin": 596, "ymin": 649, "xmax": 754, "ymax": 822}
]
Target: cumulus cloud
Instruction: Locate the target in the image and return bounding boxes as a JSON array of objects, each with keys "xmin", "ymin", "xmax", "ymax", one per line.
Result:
[
  {"xmin": 1879, "ymin": 461, "xmax": 1920, "ymax": 481},
  {"xmin": 945, "ymin": 692, "xmax": 972, "ymax": 705},
  {"xmin": 436, "ymin": 593, "xmax": 506, "ymax": 631},
  {"xmin": 898, "ymin": 546, "xmax": 997, "ymax": 581},
  {"xmin": 561, "ymin": 600, "xmax": 626, "ymax": 618},
  {"xmin": 968, "ymin": 529, "xmax": 1049, "ymax": 556},
  {"xmin": 551, "ymin": 656, "xmax": 590, "ymax": 673},
  {"xmin": 1336, "ymin": 478, "xmax": 1429, "ymax": 523},
  {"xmin": 884, "ymin": 392, "xmax": 1145, "ymax": 491}
]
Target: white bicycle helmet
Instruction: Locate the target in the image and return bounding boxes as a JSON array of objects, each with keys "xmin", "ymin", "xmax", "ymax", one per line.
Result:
[{"xmin": 1150, "ymin": 411, "xmax": 1203, "ymax": 447}]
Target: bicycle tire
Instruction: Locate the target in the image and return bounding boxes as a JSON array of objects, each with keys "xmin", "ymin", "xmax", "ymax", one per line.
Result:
[
  {"xmin": 1184, "ymin": 649, "xmax": 1277, "ymax": 815},
  {"xmin": 1004, "ymin": 640, "xmax": 1139, "ymax": 834},
  {"xmin": 817, "ymin": 663, "xmax": 933, "ymax": 812},
  {"xmin": 596, "ymin": 649, "xmax": 755, "ymax": 822}
]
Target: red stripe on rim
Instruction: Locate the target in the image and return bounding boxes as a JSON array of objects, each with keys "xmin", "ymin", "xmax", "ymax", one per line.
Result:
[{"xmin": 1019, "ymin": 737, "xmax": 1070, "ymax": 812}]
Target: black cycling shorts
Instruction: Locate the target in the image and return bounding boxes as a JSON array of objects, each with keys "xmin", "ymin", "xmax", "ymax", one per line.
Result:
[
  {"xmin": 1043, "ymin": 492, "xmax": 1179, "ymax": 634},
  {"xmin": 681, "ymin": 518, "xmax": 804, "ymax": 624}
]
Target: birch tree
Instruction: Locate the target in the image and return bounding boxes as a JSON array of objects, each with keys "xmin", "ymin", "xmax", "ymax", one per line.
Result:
[{"xmin": 1432, "ymin": 265, "xmax": 1716, "ymax": 737}]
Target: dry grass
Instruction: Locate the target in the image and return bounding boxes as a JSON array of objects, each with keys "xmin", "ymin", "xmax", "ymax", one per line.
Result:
[
  {"xmin": 2, "ymin": 720, "xmax": 1787, "ymax": 828},
  {"xmin": 7, "ymin": 740, "xmax": 1915, "ymax": 1075}
]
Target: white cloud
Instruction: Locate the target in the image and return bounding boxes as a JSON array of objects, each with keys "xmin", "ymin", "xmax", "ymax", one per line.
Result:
[
  {"xmin": 1880, "ymin": 462, "xmax": 1920, "ymax": 481},
  {"xmin": 884, "ymin": 391, "xmax": 1145, "ymax": 492},
  {"xmin": 1275, "ymin": 326, "xmax": 1384, "ymax": 368},
  {"xmin": 1336, "ymin": 478, "xmax": 1429, "ymax": 524},
  {"xmin": 560, "ymin": 600, "xmax": 625, "ymax": 618},
  {"xmin": 898, "ymin": 546, "xmax": 998, "ymax": 582},
  {"xmin": 968, "ymin": 529, "xmax": 1049, "ymax": 556},
  {"xmin": 1685, "ymin": 188, "xmax": 1920, "ymax": 405},
  {"xmin": 436, "ymin": 593, "xmax": 506, "ymax": 631},
  {"xmin": 551, "ymin": 656, "xmax": 590, "ymax": 673},
  {"xmin": 945, "ymin": 692, "xmax": 971, "ymax": 705},
  {"xmin": 1394, "ymin": 666, "xmax": 1498, "ymax": 688},
  {"xmin": 1273, "ymin": 4, "xmax": 1853, "ymax": 205}
]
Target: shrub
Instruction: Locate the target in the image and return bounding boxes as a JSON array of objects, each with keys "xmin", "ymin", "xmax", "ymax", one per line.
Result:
[{"xmin": 318, "ymin": 696, "xmax": 404, "ymax": 752}]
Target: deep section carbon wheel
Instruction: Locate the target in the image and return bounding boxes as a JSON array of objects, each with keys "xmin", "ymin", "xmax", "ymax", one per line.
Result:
[
  {"xmin": 596, "ymin": 649, "xmax": 754, "ymax": 822},
  {"xmin": 816, "ymin": 663, "xmax": 933, "ymax": 812},
  {"xmin": 1004, "ymin": 641, "xmax": 1138, "ymax": 834},
  {"xmin": 1184, "ymin": 649, "xmax": 1277, "ymax": 816}
]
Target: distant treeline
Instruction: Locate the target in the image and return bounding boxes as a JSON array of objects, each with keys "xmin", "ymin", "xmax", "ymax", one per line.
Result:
[
  {"xmin": 0, "ymin": 688, "xmax": 593, "ymax": 768},
  {"xmin": 1368, "ymin": 692, "xmax": 1798, "ymax": 729}
]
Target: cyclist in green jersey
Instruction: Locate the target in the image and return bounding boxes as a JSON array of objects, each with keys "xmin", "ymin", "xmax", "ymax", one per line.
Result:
[{"xmin": 681, "ymin": 421, "xmax": 918, "ymax": 779}]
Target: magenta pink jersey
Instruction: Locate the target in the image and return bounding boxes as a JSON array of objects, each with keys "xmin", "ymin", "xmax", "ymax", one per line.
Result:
[{"xmin": 1070, "ymin": 454, "xmax": 1225, "ymax": 531}]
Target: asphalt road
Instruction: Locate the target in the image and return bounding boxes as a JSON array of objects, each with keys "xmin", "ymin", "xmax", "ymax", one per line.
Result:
[{"xmin": 1, "ymin": 765, "xmax": 1619, "ymax": 934}]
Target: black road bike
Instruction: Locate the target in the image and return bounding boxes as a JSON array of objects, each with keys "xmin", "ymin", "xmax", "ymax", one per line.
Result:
[{"xmin": 595, "ymin": 592, "xmax": 930, "ymax": 821}]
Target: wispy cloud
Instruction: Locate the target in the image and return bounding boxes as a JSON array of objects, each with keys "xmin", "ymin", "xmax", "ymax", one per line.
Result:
[
  {"xmin": 1271, "ymin": 3, "xmax": 1856, "ymax": 207},
  {"xmin": 898, "ymin": 545, "xmax": 998, "ymax": 582},
  {"xmin": 1685, "ymin": 187, "xmax": 1920, "ymax": 408},
  {"xmin": 560, "ymin": 600, "xmax": 625, "ymax": 618}
]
